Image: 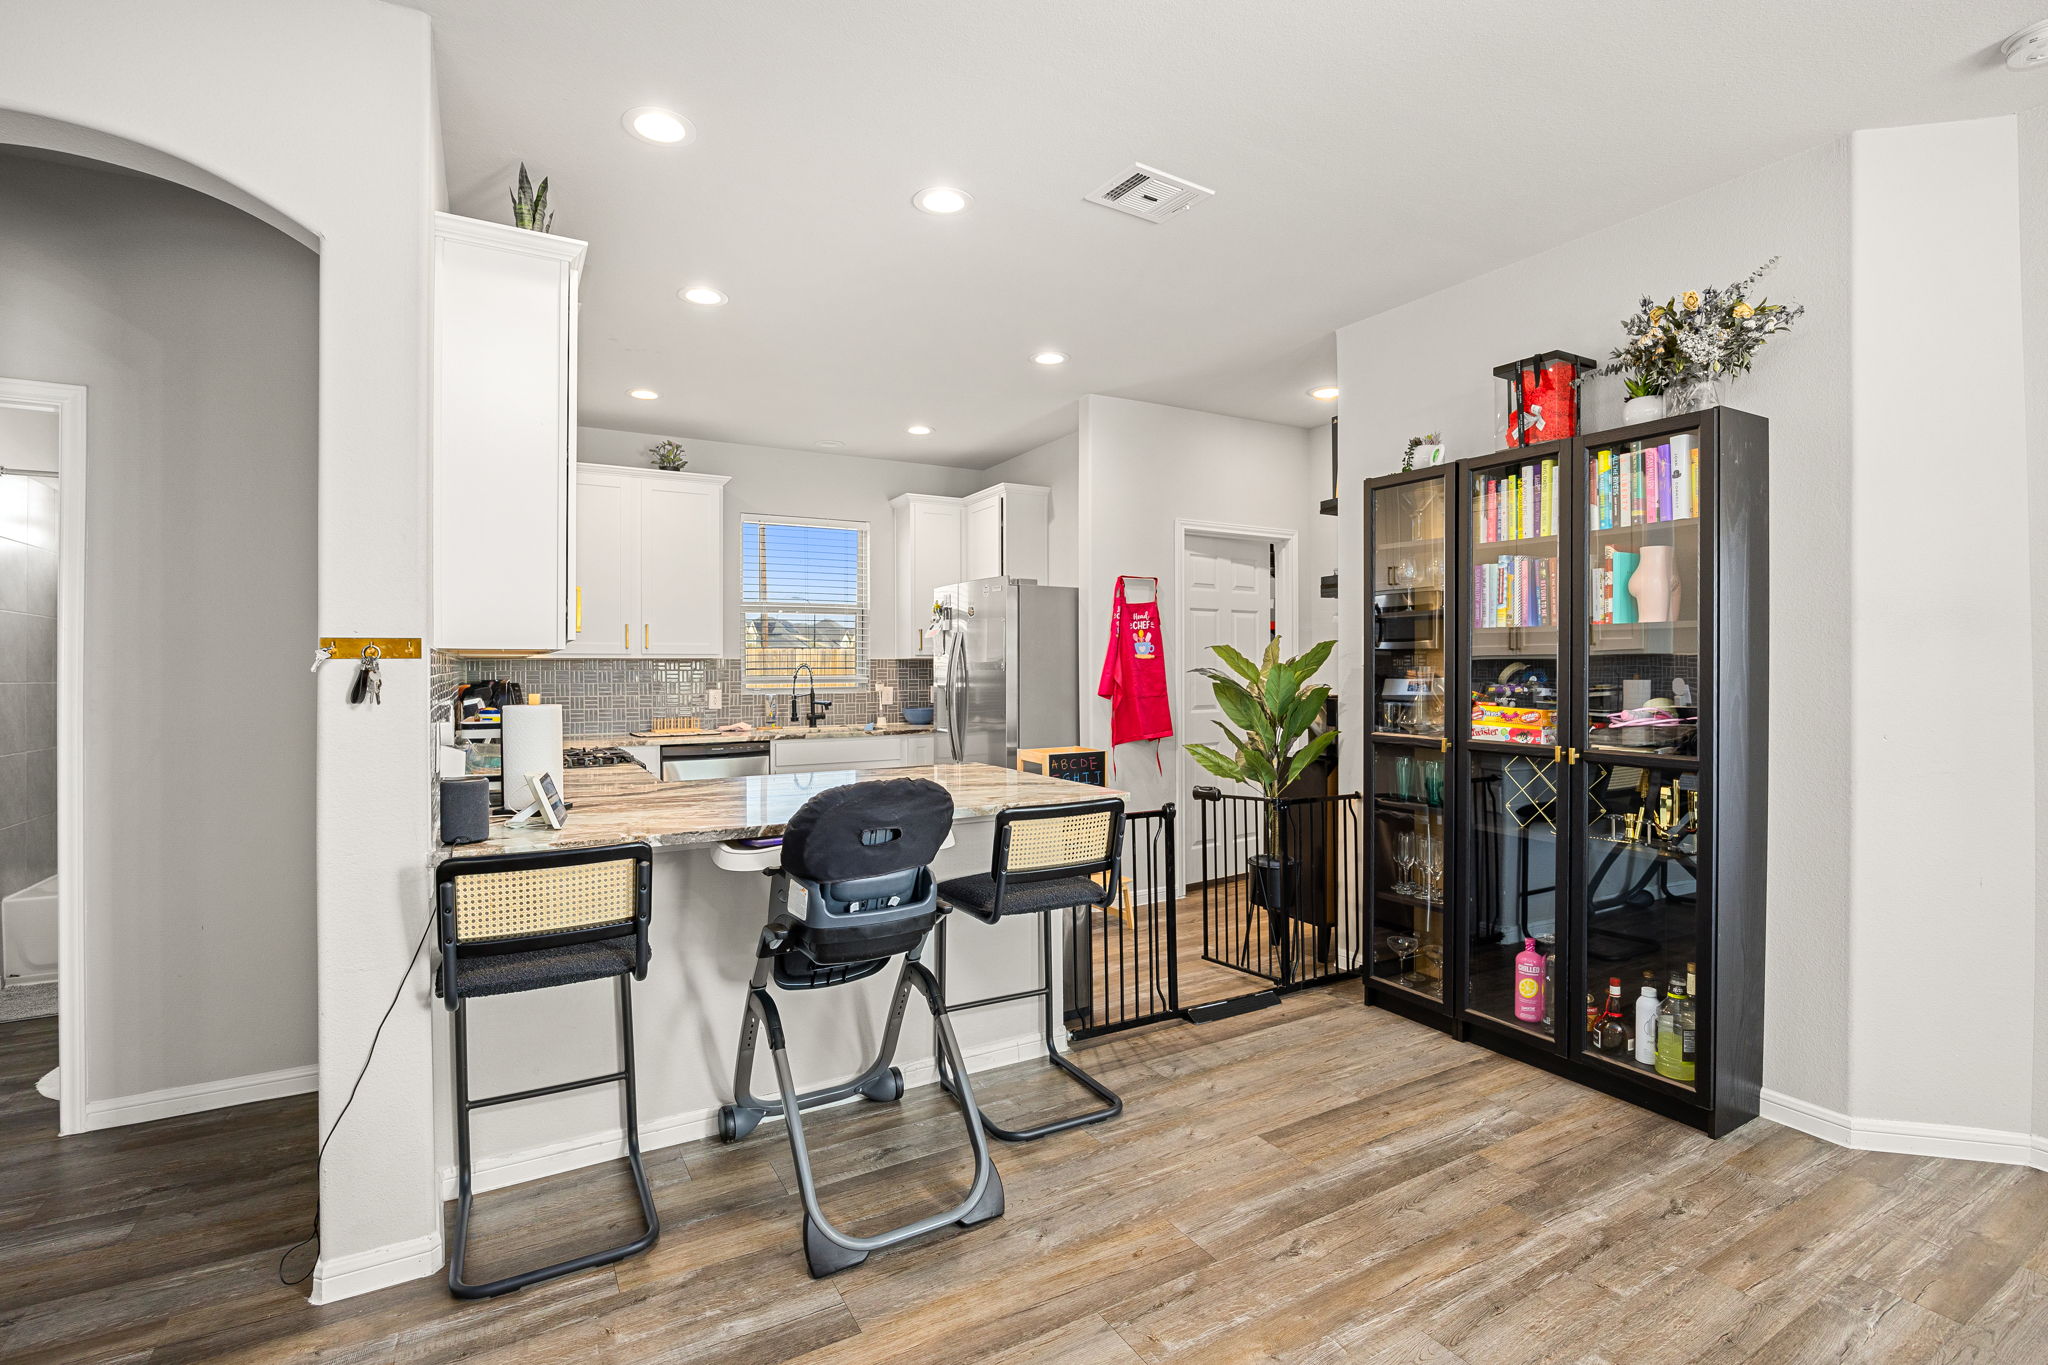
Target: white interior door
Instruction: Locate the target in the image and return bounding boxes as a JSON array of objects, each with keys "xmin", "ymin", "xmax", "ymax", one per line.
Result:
[{"xmin": 1182, "ymin": 533, "xmax": 1276, "ymax": 880}]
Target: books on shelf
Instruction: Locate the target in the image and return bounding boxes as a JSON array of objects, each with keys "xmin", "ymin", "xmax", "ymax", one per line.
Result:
[
  {"xmin": 1472, "ymin": 455, "xmax": 1560, "ymax": 544},
  {"xmin": 1472, "ymin": 554, "xmax": 1557, "ymax": 629},
  {"xmin": 1590, "ymin": 433, "xmax": 1698, "ymax": 531}
]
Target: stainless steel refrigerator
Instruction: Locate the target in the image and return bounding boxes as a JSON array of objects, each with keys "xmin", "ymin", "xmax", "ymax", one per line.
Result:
[{"xmin": 931, "ymin": 578, "xmax": 1079, "ymax": 766}]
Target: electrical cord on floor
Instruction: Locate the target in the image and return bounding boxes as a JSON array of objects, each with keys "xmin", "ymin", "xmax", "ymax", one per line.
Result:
[{"xmin": 277, "ymin": 905, "xmax": 437, "ymax": 1287}]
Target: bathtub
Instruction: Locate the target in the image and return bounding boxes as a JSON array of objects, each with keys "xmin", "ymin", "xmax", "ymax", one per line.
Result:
[{"xmin": 2, "ymin": 874, "xmax": 57, "ymax": 989}]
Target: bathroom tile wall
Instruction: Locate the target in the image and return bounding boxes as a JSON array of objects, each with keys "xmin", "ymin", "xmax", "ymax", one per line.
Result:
[
  {"xmin": 459, "ymin": 656, "xmax": 934, "ymax": 737},
  {"xmin": 0, "ymin": 474, "xmax": 58, "ymax": 913}
]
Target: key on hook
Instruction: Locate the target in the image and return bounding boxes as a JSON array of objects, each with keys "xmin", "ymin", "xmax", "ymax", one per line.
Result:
[
  {"xmin": 348, "ymin": 644, "xmax": 384, "ymax": 706},
  {"xmin": 310, "ymin": 645, "xmax": 334, "ymax": 674}
]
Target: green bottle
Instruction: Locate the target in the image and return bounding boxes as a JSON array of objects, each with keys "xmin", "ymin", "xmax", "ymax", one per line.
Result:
[{"xmin": 1655, "ymin": 970, "xmax": 1695, "ymax": 1083}]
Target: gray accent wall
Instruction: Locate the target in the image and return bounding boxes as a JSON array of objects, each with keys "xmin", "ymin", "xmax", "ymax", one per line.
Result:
[{"xmin": 0, "ymin": 149, "xmax": 317, "ymax": 1102}]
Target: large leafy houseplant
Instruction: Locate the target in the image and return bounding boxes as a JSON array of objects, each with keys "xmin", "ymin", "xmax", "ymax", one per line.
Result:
[{"xmin": 1185, "ymin": 637, "xmax": 1339, "ymax": 906}]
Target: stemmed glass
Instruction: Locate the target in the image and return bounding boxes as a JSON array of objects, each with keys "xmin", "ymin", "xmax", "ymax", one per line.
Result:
[
  {"xmin": 1387, "ymin": 933, "xmax": 1419, "ymax": 985},
  {"xmin": 1393, "ymin": 831, "xmax": 1416, "ymax": 896}
]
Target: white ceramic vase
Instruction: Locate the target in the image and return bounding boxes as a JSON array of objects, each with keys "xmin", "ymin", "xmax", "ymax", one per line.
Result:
[
  {"xmin": 1622, "ymin": 394, "xmax": 1668, "ymax": 424},
  {"xmin": 1629, "ymin": 544, "xmax": 1679, "ymax": 623}
]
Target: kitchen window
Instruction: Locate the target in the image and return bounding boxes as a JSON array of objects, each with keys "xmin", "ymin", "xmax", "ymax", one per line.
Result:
[{"xmin": 741, "ymin": 515, "xmax": 869, "ymax": 688}]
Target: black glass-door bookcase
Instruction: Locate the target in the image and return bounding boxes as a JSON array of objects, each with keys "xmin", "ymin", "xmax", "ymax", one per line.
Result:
[{"xmin": 1363, "ymin": 409, "xmax": 1767, "ymax": 1136}]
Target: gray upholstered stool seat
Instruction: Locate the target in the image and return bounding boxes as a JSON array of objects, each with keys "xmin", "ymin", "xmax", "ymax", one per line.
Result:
[
  {"xmin": 936, "ymin": 874, "xmax": 1105, "ymax": 924},
  {"xmin": 449, "ymin": 936, "xmax": 638, "ymax": 999}
]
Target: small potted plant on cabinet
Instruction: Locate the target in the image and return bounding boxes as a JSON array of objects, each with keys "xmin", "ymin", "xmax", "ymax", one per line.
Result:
[{"xmin": 1185, "ymin": 637, "xmax": 1339, "ymax": 937}]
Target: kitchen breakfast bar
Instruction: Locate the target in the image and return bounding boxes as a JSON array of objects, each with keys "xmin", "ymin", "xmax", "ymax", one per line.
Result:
[{"xmin": 432, "ymin": 760, "xmax": 1124, "ymax": 1200}]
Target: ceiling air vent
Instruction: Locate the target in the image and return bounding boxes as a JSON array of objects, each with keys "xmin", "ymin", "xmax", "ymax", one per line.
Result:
[{"xmin": 1084, "ymin": 163, "xmax": 1214, "ymax": 223}]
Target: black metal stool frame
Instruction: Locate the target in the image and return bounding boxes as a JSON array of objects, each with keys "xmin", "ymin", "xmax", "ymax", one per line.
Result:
[
  {"xmin": 435, "ymin": 843, "xmax": 660, "ymax": 1300},
  {"xmin": 936, "ymin": 798, "xmax": 1127, "ymax": 1142}
]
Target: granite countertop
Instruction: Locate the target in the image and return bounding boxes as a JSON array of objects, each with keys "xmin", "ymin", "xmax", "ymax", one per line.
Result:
[
  {"xmin": 564, "ymin": 723, "xmax": 934, "ymax": 750},
  {"xmin": 442, "ymin": 761, "xmax": 1123, "ymax": 860}
]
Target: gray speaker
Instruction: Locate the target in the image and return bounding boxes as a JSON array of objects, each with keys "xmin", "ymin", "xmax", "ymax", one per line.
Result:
[{"xmin": 440, "ymin": 777, "xmax": 492, "ymax": 846}]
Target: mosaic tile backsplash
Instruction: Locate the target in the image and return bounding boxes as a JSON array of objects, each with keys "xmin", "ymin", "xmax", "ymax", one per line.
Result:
[{"xmin": 450, "ymin": 656, "xmax": 934, "ymax": 737}]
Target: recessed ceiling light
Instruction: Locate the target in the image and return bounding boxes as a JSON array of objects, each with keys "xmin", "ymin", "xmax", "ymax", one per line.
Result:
[
  {"xmin": 912, "ymin": 186, "xmax": 972, "ymax": 215},
  {"xmin": 907, "ymin": 425, "xmax": 934, "ymax": 436},
  {"xmin": 679, "ymin": 285, "xmax": 728, "ymax": 306},
  {"xmin": 1033, "ymin": 351, "xmax": 1068, "ymax": 366},
  {"xmin": 818, "ymin": 441, "xmax": 845, "ymax": 448},
  {"xmin": 624, "ymin": 107, "xmax": 693, "ymax": 144},
  {"xmin": 1308, "ymin": 385, "xmax": 1340, "ymax": 401},
  {"xmin": 629, "ymin": 388, "xmax": 659, "ymax": 400}
]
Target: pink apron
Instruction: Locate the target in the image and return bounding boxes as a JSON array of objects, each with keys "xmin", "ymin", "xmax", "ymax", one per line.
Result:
[{"xmin": 1098, "ymin": 578, "xmax": 1173, "ymax": 753}]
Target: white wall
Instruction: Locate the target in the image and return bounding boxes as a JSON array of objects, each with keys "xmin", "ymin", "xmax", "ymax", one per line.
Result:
[
  {"xmin": 578, "ymin": 427, "xmax": 985, "ymax": 656},
  {"xmin": 1335, "ymin": 138, "xmax": 1854, "ymax": 1115},
  {"xmin": 0, "ymin": 0, "xmax": 444, "ymax": 1302},
  {"xmin": 986, "ymin": 428, "xmax": 1081, "ymax": 587},
  {"xmin": 1077, "ymin": 395, "xmax": 1322, "ymax": 823},
  {"xmin": 1845, "ymin": 119, "xmax": 2031, "ymax": 1139},
  {"xmin": 0, "ymin": 150, "xmax": 319, "ymax": 1102},
  {"xmin": 2026, "ymin": 103, "xmax": 2048, "ymax": 1153}
]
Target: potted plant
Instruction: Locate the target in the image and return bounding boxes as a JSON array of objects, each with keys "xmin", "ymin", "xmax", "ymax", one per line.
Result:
[
  {"xmin": 1603, "ymin": 259, "xmax": 1804, "ymax": 419},
  {"xmin": 1401, "ymin": 432, "xmax": 1444, "ymax": 471},
  {"xmin": 648, "ymin": 438, "xmax": 687, "ymax": 471},
  {"xmin": 1185, "ymin": 637, "xmax": 1339, "ymax": 919},
  {"xmin": 509, "ymin": 162, "xmax": 553, "ymax": 233}
]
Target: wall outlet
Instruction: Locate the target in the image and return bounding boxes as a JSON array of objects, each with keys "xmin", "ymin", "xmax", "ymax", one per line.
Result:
[
  {"xmin": 706, "ymin": 687, "xmax": 721, "ymax": 710},
  {"xmin": 878, "ymin": 684, "xmax": 894, "ymax": 706}
]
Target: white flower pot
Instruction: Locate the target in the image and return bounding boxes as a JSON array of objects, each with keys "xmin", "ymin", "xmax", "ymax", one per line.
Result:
[{"xmin": 1622, "ymin": 394, "xmax": 1668, "ymax": 424}]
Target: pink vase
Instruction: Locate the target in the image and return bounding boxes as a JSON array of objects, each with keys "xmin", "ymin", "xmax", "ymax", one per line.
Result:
[{"xmin": 1630, "ymin": 544, "xmax": 1679, "ymax": 623}]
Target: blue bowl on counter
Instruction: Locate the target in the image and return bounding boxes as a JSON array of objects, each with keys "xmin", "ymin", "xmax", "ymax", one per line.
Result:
[{"xmin": 900, "ymin": 706, "xmax": 934, "ymax": 725}]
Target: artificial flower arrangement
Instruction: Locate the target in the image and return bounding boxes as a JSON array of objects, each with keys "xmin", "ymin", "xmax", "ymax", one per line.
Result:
[
  {"xmin": 647, "ymin": 438, "xmax": 688, "ymax": 471},
  {"xmin": 1601, "ymin": 258, "xmax": 1804, "ymax": 407}
]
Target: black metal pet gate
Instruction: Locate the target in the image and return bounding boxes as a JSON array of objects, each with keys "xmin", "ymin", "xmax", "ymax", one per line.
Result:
[{"xmin": 1058, "ymin": 794, "xmax": 1368, "ymax": 1042}]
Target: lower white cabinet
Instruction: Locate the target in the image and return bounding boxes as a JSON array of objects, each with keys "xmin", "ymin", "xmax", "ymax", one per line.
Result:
[
  {"xmin": 559, "ymin": 465, "xmax": 728, "ymax": 657},
  {"xmin": 770, "ymin": 732, "xmax": 936, "ymax": 773}
]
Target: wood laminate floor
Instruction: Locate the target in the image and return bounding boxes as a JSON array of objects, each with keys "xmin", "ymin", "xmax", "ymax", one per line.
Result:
[{"xmin": 9, "ymin": 995, "xmax": 2048, "ymax": 1363}]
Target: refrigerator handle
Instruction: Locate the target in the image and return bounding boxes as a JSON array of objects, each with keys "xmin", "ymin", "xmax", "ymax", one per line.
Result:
[{"xmin": 949, "ymin": 635, "xmax": 967, "ymax": 762}]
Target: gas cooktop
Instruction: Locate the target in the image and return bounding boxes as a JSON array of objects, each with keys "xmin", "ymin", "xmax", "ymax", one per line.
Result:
[{"xmin": 564, "ymin": 747, "xmax": 636, "ymax": 769}]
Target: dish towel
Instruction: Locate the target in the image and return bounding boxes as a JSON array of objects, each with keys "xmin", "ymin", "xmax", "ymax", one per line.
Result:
[{"xmin": 1098, "ymin": 578, "xmax": 1173, "ymax": 769}]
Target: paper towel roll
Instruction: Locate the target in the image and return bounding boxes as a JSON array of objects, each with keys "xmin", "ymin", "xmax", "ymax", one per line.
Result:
[{"xmin": 501, "ymin": 704, "xmax": 564, "ymax": 809}]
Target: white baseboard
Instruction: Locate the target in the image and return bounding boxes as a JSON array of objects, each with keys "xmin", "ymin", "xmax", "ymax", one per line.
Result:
[
  {"xmin": 1761, "ymin": 1088, "xmax": 2045, "ymax": 1169},
  {"xmin": 440, "ymin": 1029, "xmax": 1042, "ymax": 1200},
  {"xmin": 309, "ymin": 1230, "xmax": 444, "ymax": 1306},
  {"xmin": 81, "ymin": 1062, "xmax": 318, "ymax": 1131}
]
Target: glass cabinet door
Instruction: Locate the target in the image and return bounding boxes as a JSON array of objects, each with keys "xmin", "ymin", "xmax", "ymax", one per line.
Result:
[
  {"xmin": 1577, "ymin": 761, "xmax": 1702, "ymax": 1090},
  {"xmin": 1370, "ymin": 478, "xmax": 1448, "ymax": 738},
  {"xmin": 1582, "ymin": 431, "xmax": 1702, "ymax": 759},
  {"xmin": 1463, "ymin": 749, "xmax": 1563, "ymax": 1040},
  {"xmin": 1465, "ymin": 446, "xmax": 1565, "ymax": 753},
  {"xmin": 1367, "ymin": 472, "xmax": 1451, "ymax": 1007}
]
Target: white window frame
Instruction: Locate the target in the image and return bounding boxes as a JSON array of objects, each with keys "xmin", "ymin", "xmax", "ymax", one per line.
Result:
[{"xmin": 740, "ymin": 513, "xmax": 870, "ymax": 690}]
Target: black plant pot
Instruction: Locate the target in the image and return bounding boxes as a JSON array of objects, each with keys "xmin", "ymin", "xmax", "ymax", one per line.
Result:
[{"xmin": 1248, "ymin": 854, "xmax": 1295, "ymax": 915}]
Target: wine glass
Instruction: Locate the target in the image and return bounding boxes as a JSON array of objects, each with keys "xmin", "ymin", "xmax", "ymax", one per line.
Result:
[
  {"xmin": 1387, "ymin": 933, "xmax": 1418, "ymax": 985},
  {"xmin": 1392, "ymin": 832, "xmax": 1415, "ymax": 896}
]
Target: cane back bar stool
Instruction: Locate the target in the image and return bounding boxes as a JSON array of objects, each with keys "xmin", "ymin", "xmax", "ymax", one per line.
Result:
[
  {"xmin": 434, "ymin": 842, "xmax": 659, "ymax": 1299},
  {"xmin": 935, "ymin": 797, "xmax": 1126, "ymax": 1141}
]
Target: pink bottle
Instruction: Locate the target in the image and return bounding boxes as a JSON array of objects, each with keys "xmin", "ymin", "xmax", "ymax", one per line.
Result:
[{"xmin": 1513, "ymin": 938, "xmax": 1546, "ymax": 1023}]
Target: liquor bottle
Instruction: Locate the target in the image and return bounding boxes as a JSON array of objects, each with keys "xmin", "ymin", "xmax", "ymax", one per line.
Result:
[
  {"xmin": 1513, "ymin": 938, "xmax": 1546, "ymax": 1023},
  {"xmin": 1597, "ymin": 978, "xmax": 1628, "ymax": 1053},
  {"xmin": 1585, "ymin": 991, "xmax": 1602, "ymax": 1040},
  {"xmin": 1678, "ymin": 962, "xmax": 1699, "ymax": 1076},
  {"xmin": 1656, "ymin": 970, "xmax": 1696, "ymax": 1083}
]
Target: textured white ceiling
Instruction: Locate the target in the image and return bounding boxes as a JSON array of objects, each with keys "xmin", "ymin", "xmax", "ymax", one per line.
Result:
[{"xmin": 399, "ymin": 0, "xmax": 2044, "ymax": 467}]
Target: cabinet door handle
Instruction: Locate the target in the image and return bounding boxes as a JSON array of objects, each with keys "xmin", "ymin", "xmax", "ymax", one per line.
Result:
[
  {"xmin": 623, "ymin": 623, "xmax": 629, "ymax": 650},
  {"xmin": 575, "ymin": 586, "xmax": 583, "ymax": 633},
  {"xmin": 644, "ymin": 623, "xmax": 650, "ymax": 650}
]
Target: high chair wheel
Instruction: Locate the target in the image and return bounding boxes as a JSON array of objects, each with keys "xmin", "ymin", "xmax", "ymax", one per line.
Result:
[
  {"xmin": 859, "ymin": 1067, "xmax": 904, "ymax": 1103},
  {"xmin": 718, "ymin": 1104, "xmax": 762, "ymax": 1144}
]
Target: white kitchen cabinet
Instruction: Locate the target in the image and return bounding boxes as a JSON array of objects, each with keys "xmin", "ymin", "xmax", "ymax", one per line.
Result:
[
  {"xmin": 558, "ymin": 465, "xmax": 728, "ymax": 657},
  {"xmin": 964, "ymin": 483, "xmax": 1050, "ymax": 584},
  {"xmin": 889, "ymin": 483, "xmax": 1048, "ymax": 655},
  {"xmin": 431, "ymin": 213, "xmax": 586, "ymax": 653},
  {"xmin": 889, "ymin": 494, "xmax": 965, "ymax": 656},
  {"xmin": 769, "ymin": 732, "xmax": 932, "ymax": 773}
]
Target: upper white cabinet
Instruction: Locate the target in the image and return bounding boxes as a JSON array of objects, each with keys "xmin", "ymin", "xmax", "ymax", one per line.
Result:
[
  {"xmin": 889, "ymin": 483, "xmax": 1049, "ymax": 655},
  {"xmin": 965, "ymin": 483, "xmax": 1050, "ymax": 583},
  {"xmin": 889, "ymin": 495, "xmax": 964, "ymax": 656},
  {"xmin": 560, "ymin": 465, "xmax": 728, "ymax": 658},
  {"xmin": 431, "ymin": 213, "xmax": 586, "ymax": 653}
]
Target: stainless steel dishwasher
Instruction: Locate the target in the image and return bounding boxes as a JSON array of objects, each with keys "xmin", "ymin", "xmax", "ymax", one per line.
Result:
[{"xmin": 659, "ymin": 739, "xmax": 773, "ymax": 781}]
